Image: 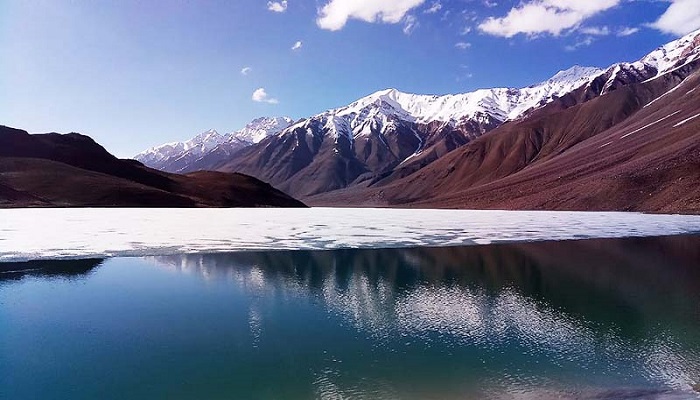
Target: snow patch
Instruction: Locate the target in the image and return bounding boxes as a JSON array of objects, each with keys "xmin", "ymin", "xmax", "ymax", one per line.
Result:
[
  {"xmin": 672, "ymin": 112, "xmax": 700, "ymax": 127},
  {"xmin": 643, "ymin": 77, "xmax": 688, "ymax": 108},
  {"xmin": 619, "ymin": 111, "xmax": 682, "ymax": 139}
]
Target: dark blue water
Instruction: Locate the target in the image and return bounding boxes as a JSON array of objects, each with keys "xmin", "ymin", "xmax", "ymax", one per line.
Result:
[{"xmin": 2, "ymin": 235, "xmax": 700, "ymax": 399}]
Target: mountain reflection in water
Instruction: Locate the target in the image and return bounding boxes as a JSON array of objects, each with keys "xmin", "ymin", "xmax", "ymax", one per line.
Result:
[
  {"xmin": 2, "ymin": 235, "xmax": 699, "ymax": 399},
  {"xmin": 143, "ymin": 235, "xmax": 700, "ymax": 398}
]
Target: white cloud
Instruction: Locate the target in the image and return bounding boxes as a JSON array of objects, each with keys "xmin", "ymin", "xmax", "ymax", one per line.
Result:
[
  {"xmin": 478, "ymin": 0, "xmax": 620, "ymax": 38},
  {"xmin": 252, "ymin": 88, "xmax": 279, "ymax": 104},
  {"xmin": 455, "ymin": 42, "xmax": 472, "ymax": 49},
  {"xmin": 403, "ymin": 15, "xmax": 419, "ymax": 35},
  {"xmin": 580, "ymin": 26, "xmax": 610, "ymax": 36},
  {"xmin": 650, "ymin": 0, "xmax": 700, "ymax": 36},
  {"xmin": 424, "ymin": 1, "xmax": 442, "ymax": 14},
  {"xmin": 617, "ymin": 26, "xmax": 639, "ymax": 37},
  {"xmin": 291, "ymin": 40, "xmax": 303, "ymax": 50},
  {"xmin": 267, "ymin": 1, "xmax": 288, "ymax": 13},
  {"xmin": 317, "ymin": 0, "xmax": 426, "ymax": 31},
  {"xmin": 240, "ymin": 67, "xmax": 252, "ymax": 75}
]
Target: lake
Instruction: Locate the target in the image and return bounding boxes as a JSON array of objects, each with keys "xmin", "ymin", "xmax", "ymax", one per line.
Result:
[{"xmin": 2, "ymin": 235, "xmax": 700, "ymax": 399}]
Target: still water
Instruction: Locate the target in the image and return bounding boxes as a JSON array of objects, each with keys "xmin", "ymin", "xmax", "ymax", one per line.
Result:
[{"xmin": 2, "ymin": 235, "xmax": 700, "ymax": 399}]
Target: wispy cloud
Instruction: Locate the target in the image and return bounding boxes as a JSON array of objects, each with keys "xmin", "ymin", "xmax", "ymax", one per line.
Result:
[
  {"xmin": 403, "ymin": 15, "xmax": 419, "ymax": 35},
  {"xmin": 317, "ymin": 0, "xmax": 426, "ymax": 31},
  {"xmin": 580, "ymin": 26, "xmax": 610, "ymax": 36},
  {"xmin": 455, "ymin": 42, "xmax": 472, "ymax": 49},
  {"xmin": 240, "ymin": 66, "xmax": 252, "ymax": 76},
  {"xmin": 580, "ymin": 25, "xmax": 640, "ymax": 37},
  {"xmin": 649, "ymin": 0, "xmax": 700, "ymax": 36},
  {"xmin": 617, "ymin": 26, "xmax": 639, "ymax": 37},
  {"xmin": 565, "ymin": 36, "xmax": 595, "ymax": 51},
  {"xmin": 479, "ymin": 0, "xmax": 620, "ymax": 38},
  {"xmin": 267, "ymin": 1, "xmax": 288, "ymax": 13},
  {"xmin": 457, "ymin": 64, "xmax": 473, "ymax": 82},
  {"xmin": 424, "ymin": 1, "xmax": 442, "ymax": 14},
  {"xmin": 252, "ymin": 88, "xmax": 279, "ymax": 104},
  {"xmin": 291, "ymin": 40, "xmax": 303, "ymax": 50}
]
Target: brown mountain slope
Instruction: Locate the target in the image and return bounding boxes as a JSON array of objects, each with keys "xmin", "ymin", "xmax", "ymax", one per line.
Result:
[
  {"xmin": 0, "ymin": 126, "xmax": 305, "ymax": 208},
  {"xmin": 309, "ymin": 61, "xmax": 700, "ymax": 213},
  {"xmin": 210, "ymin": 118, "xmax": 482, "ymax": 198}
]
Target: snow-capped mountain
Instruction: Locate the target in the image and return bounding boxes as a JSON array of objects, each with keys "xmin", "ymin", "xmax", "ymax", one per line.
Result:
[
  {"xmin": 278, "ymin": 28, "xmax": 700, "ymax": 148},
  {"xmin": 135, "ymin": 117, "xmax": 293, "ymax": 172},
  {"xmin": 136, "ymin": 65, "xmax": 605, "ymax": 175},
  {"xmin": 275, "ymin": 64, "xmax": 603, "ymax": 149},
  {"xmin": 335, "ymin": 65, "xmax": 603, "ymax": 124},
  {"xmin": 135, "ymin": 28, "xmax": 700, "ymax": 201},
  {"xmin": 641, "ymin": 29, "xmax": 700, "ymax": 75},
  {"xmin": 135, "ymin": 129, "xmax": 225, "ymax": 165},
  {"xmin": 235, "ymin": 116, "xmax": 295, "ymax": 144},
  {"xmin": 209, "ymin": 28, "xmax": 700, "ymax": 199},
  {"xmin": 595, "ymin": 28, "xmax": 700, "ymax": 95}
]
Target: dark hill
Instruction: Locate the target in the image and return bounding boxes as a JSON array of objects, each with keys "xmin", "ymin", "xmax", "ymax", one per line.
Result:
[{"xmin": 0, "ymin": 126, "xmax": 305, "ymax": 208}]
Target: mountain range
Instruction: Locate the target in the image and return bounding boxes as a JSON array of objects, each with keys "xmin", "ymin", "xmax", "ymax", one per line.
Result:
[
  {"xmin": 3, "ymin": 31, "xmax": 697, "ymax": 212},
  {"xmin": 133, "ymin": 29, "xmax": 700, "ymax": 213},
  {"xmin": 135, "ymin": 117, "xmax": 294, "ymax": 173}
]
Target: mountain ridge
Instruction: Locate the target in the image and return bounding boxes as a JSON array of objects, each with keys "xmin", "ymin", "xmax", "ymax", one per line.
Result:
[
  {"xmin": 129, "ymin": 29, "xmax": 700, "ymax": 213},
  {"xmin": 135, "ymin": 116, "xmax": 294, "ymax": 173},
  {"xmin": 136, "ymin": 27, "xmax": 700, "ymax": 175},
  {"xmin": 307, "ymin": 53, "xmax": 700, "ymax": 213}
]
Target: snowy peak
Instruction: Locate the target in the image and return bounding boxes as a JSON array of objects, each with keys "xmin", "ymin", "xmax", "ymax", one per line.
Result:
[
  {"xmin": 134, "ymin": 117, "xmax": 293, "ymax": 171},
  {"xmin": 186, "ymin": 129, "xmax": 225, "ymax": 152},
  {"xmin": 283, "ymin": 29, "xmax": 700, "ymax": 140},
  {"xmin": 314, "ymin": 64, "xmax": 604, "ymax": 131},
  {"xmin": 595, "ymin": 28, "xmax": 700, "ymax": 95},
  {"xmin": 191, "ymin": 128, "xmax": 220, "ymax": 141},
  {"xmin": 542, "ymin": 65, "xmax": 603, "ymax": 87},
  {"xmin": 134, "ymin": 128, "xmax": 223, "ymax": 162},
  {"xmin": 228, "ymin": 116, "xmax": 294, "ymax": 144},
  {"xmin": 641, "ymin": 28, "xmax": 700, "ymax": 75},
  {"xmin": 135, "ymin": 30, "xmax": 700, "ymax": 176}
]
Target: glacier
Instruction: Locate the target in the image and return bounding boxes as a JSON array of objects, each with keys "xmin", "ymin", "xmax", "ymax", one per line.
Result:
[{"xmin": 1, "ymin": 208, "xmax": 699, "ymax": 262}]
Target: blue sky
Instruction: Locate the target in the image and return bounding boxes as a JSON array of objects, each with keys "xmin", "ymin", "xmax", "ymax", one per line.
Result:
[{"xmin": 1, "ymin": 0, "xmax": 699, "ymax": 157}]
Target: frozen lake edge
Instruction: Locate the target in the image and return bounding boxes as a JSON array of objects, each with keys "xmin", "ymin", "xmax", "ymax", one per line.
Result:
[{"xmin": 1, "ymin": 207, "xmax": 700, "ymax": 262}]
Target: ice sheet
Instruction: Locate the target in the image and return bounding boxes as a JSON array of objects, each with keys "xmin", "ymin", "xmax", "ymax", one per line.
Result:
[{"xmin": 1, "ymin": 208, "xmax": 699, "ymax": 262}]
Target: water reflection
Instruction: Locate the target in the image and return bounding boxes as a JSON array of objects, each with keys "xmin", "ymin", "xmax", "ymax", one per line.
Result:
[
  {"xmin": 143, "ymin": 235, "xmax": 700, "ymax": 398},
  {"xmin": 0, "ymin": 258, "xmax": 103, "ymax": 281}
]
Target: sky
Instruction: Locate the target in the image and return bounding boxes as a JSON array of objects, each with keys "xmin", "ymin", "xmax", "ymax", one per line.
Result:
[{"xmin": 1, "ymin": 0, "xmax": 699, "ymax": 157}]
